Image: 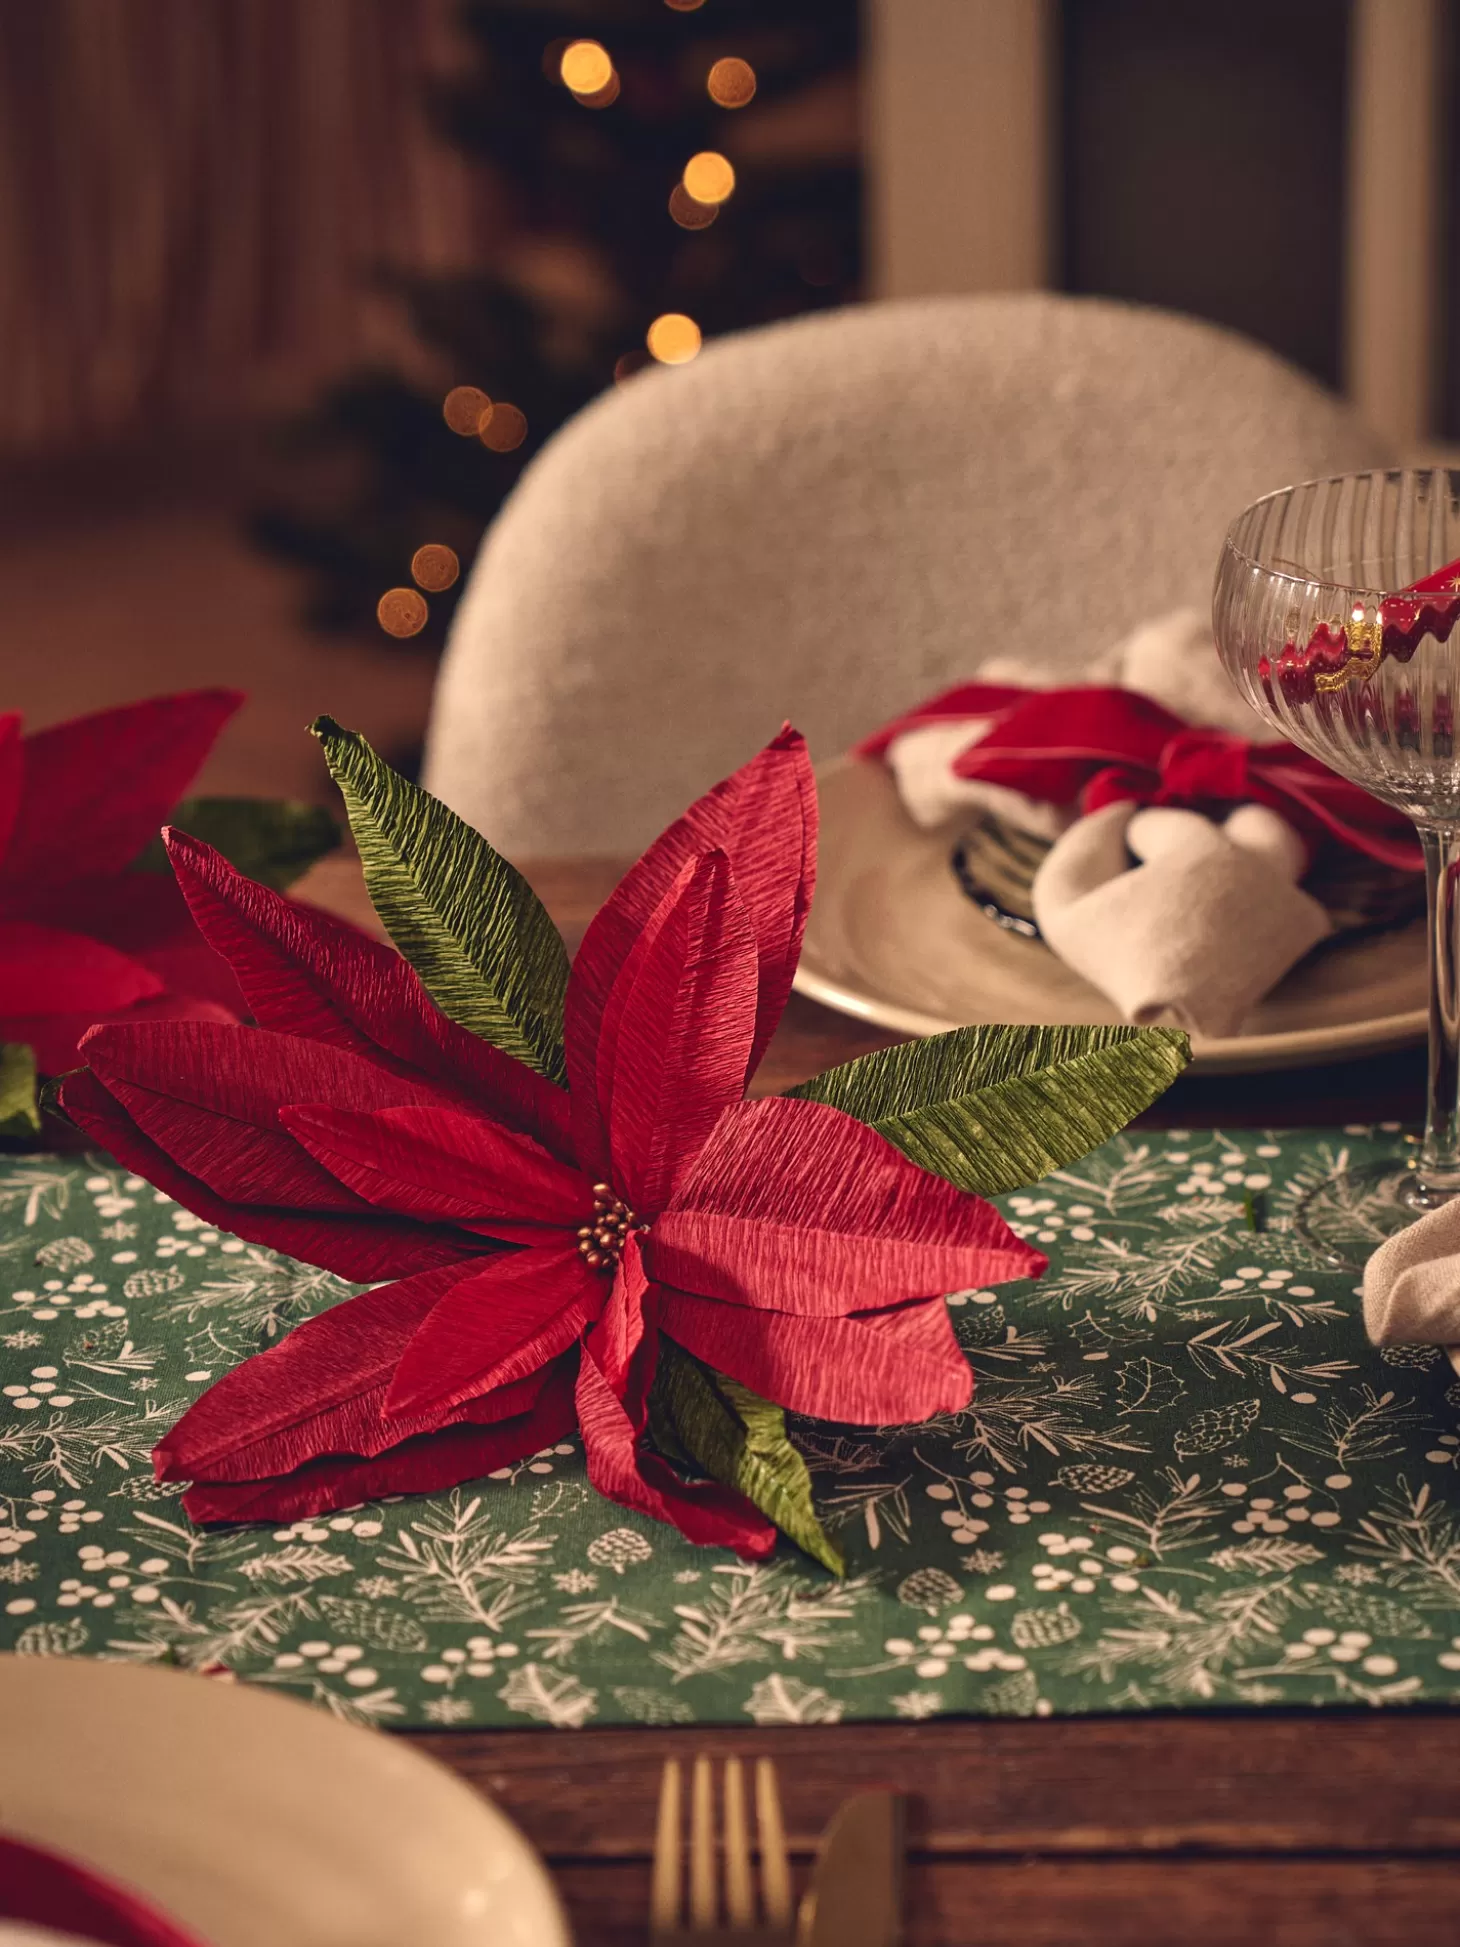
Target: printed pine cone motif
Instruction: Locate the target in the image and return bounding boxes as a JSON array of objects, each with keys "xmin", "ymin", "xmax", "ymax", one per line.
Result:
[
  {"xmin": 897, "ymin": 1568, "xmax": 965, "ymax": 1613},
  {"xmin": 981, "ymin": 1668, "xmax": 1040, "ymax": 1717},
  {"xmin": 1173, "ymin": 1399, "xmax": 1261, "ymax": 1458},
  {"xmin": 1053, "ymin": 1463, "xmax": 1136, "ymax": 1494},
  {"xmin": 1011, "ymin": 1602, "xmax": 1082, "ymax": 1649}
]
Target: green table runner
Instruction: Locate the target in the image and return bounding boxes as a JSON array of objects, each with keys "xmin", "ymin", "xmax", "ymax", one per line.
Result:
[{"xmin": 3, "ymin": 1127, "xmax": 1459, "ymax": 1729}]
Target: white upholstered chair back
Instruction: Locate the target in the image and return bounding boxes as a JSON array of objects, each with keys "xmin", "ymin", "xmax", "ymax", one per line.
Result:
[{"xmin": 424, "ymin": 295, "xmax": 1390, "ymax": 856}]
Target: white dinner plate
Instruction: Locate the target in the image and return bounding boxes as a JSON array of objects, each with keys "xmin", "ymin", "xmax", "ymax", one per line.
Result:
[
  {"xmin": 0, "ymin": 1657, "xmax": 570, "ymax": 1947},
  {"xmin": 794, "ymin": 757, "xmax": 1428, "ymax": 1074}
]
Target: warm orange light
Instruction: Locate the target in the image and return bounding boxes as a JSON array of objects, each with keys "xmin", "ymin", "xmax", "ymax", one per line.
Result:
[
  {"xmin": 411, "ymin": 544, "xmax": 460, "ymax": 593},
  {"xmin": 480, "ymin": 402, "xmax": 528, "ymax": 452},
  {"xmin": 682, "ymin": 151, "xmax": 735, "ymax": 205},
  {"xmin": 664, "ymin": 0, "xmax": 706, "ymax": 10},
  {"xmin": 574, "ymin": 67, "xmax": 621, "ymax": 107},
  {"xmin": 668, "ymin": 181, "xmax": 718, "ymax": 229},
  {"xmin": 560, "ymin": 40, "xmax": 612, "ymax": 94},
  {"xmin": 647, "ymin": 313, "xmax": 702, "ymax": 365},
  {"xmin": 377, "ymin": 588, "xmax": 429, "ymax": 638},
  {"xmin": 707, "ymin": 57, "xmax": 756, "ymax": 108},
  {"xmin": 443, "ymin": 385, "xmax": 491, "ymax": 437}
]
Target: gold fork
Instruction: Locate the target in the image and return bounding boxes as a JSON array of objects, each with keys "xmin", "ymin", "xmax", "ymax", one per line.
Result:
[{"xmin": 649, "ymin": 1753, "xmax": 795, "ymax": 1944}]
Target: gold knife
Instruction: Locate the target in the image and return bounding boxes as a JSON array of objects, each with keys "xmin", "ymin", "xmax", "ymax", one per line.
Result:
[{"xmin": 796, "ymin": 1792, "xmax": 904, "ymax": 1947}]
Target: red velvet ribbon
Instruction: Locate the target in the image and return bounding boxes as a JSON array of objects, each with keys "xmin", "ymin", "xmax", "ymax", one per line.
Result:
[{"xmin": 858, "ymin": 682, "xmax": 1422, "ymax": 872}]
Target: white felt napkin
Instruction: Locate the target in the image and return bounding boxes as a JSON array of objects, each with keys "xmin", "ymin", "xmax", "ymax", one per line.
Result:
[
  {"xmin": 883, "ymin": 609, "xmax": 1327, "ymax": 1037},
  {"xmin": 1363, "ymin": 1202, "xmax": 1460, "ymax": 1376},
  {"xmin": 1031, "ymin": 802, "xmax": 1332, "ymax": 1039}
]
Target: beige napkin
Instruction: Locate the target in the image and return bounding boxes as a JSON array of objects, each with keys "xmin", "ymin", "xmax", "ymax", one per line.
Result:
[
  {"xmin": 1031, "ymin": 801, "xmax": 1332, "ymax": 1039},
  {"xmin": 883, "ymin": 609, "xmax": 1327, "ymax": 1037},
  {"xmin": 1363, "ymin": 1203, "xmax": 1460, "ymax": 1375}
]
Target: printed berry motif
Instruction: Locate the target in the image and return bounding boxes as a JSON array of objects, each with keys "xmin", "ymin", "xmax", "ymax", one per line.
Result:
[{"xmin": 1, "ymin": 1128, "xmax": 1458, "ymax": 1723}]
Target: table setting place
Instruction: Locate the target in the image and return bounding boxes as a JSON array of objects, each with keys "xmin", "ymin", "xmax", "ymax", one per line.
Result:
[{"xmin": 11, "ymin": 463, "xmax": 1460, "ymax": 1947}]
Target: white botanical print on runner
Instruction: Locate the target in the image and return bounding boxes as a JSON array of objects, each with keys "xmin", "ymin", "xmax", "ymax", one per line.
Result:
[{"xmin": 4, "ymin": 1129, "xmax": 1460, "ymax": 1725}]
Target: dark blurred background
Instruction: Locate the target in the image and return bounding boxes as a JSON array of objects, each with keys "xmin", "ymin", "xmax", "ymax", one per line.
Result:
[{"xmin": 0, "ymin": 0, "xmax": 1452, "ymax": 796}]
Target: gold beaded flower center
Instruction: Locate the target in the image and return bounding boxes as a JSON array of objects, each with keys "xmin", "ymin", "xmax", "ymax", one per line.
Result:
[{"xmin": 576, "ymin": 1182, "xmax": 642, "ymax": 1272}]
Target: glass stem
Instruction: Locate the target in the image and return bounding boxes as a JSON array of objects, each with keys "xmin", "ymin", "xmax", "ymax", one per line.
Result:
[{"xmin": 1416, "ymin": 822, "xmax": 1460, "ymax": 1202}]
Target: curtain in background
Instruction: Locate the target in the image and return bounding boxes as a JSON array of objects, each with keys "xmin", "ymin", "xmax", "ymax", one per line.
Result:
[{"xmin": 0, "ymin": 0, "xmax": 488, "ymax": 452}]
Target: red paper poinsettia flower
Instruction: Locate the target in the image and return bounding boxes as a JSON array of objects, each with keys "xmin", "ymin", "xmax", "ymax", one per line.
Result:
[
  {"xmin": 63, "ymin": 730, "xmax": 1045, "ymax": 1554},
  {"xmin": 1, "ymin": 692, "xmax": 247, "ymax": 1075}
]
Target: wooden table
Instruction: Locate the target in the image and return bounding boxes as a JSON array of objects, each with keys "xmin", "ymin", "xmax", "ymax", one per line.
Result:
[{"xmin": 305, "ymin": 856, "xmax": 1449, "ymax": 1945}]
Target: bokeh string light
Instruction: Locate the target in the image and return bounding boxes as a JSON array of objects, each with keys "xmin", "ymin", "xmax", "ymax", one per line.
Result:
[
  {"xmin": 668, "ymin": 181, "xmax": 718, "ymax": 230},
  {"xmin": 383, "ymin": 11, "xmax": 758, "ymax": 633},
  {"xmin": 559, "ymin": 39, "xmax": 611, "ymax": 93},
  {"xmin": 410, "ymin": 544, "xmax": 460, "ymax": 593},
  {"xmin": 479, "ymin": 402, "xmax": 528, "ymax": 452},
  {"xmin": 707, "ymin": 57, "xmax": 756, "ymax": 108},
  {"xmin": 681, "ymin": 150, "xmax": 736, "ymax": 205},
  {"xmin": 442, "ymin": 385, "xmax": 491, "ymax": 436},
  {"xmin": 664, "ymin": 0, "xmax": 707, "ymax": 10},
  {"xmin": 376, "ymin": 588, "xmax": 429, "ymax": 639},
  {"xmin": 646, "ymin": 313, "xmax": 702, "ymax": 365}
]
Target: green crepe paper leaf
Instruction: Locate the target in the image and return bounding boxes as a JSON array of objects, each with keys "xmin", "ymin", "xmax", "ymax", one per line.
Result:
[
  {"xmin": 0, "ymin": 1043, "xmax": 41, "ymax": 1142},
  {"xmin": 786, "ymin": 1023, "xmax": 1190, "ymax": 1197},
  {"xmin": 133, "ymin": 798, "xmax": 341, "ymax": 891},
  {"xmin": 312, "ymin": 717, "xmax": 570, "ymax": 1082},
  {"xmin": 651, "ymin": 1340, "xmax": 844, "ymax": 1576}
]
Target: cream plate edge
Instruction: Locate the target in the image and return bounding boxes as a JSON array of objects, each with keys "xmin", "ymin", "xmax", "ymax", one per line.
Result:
[
  {"xmin": 0, "ymin": 1655, "xmax": 571, "ymax": 1947},
  {"xmin": 792, "ymin": 960, "xmax": 1426, "ymax": 1074}
]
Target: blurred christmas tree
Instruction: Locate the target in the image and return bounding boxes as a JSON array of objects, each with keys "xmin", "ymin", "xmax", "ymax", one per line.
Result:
[{"xmin": 251, "ymin": 0, "xmax": 860, "ymax": 644}]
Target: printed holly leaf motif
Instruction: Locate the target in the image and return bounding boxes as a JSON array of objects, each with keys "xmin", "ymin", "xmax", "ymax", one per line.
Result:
[
  {"xmin": 1115, "ymin": 1357, "xmax": 1186, "ymax": 1416},
  {"xmin": 650, "ymin": 1341, "xmax": 844, "ymax": 1575},
  {"xmin": 313, "ymin": 717, "xmax": 569, "ymax": 1080},
  {"xmin": 744, "ymin": 1674, "xmax": 844, "ymax": 1725},
  {"xmin": 134, "ymin": 799, "xmax": 340, "ymax": 891},
  {"xmin": 1174, "ymin": 1399, "xmax": 1261, "ymax": 1458},
  {"xmin": 499, "ymin": 1662, "xmax": 598, "ymax": 1727},
  {"xmin": 786, "ymin": 1024, "xmax": 1190, "ymax": 1195},
  {"xmin": 0, "ymin": 1044, "xmax": 40, "ymax": 1143}
]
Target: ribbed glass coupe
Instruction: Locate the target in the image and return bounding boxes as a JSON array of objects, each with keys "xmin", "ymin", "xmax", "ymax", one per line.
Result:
[{"xmin": 1213, "ymin": 469, "xmax": 1460, "ymax": 1267}]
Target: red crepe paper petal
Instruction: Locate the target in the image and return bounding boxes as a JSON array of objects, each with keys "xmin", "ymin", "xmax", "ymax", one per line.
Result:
[
  {"xmin": 34, "ymin": 870, "xmax": 249, "ymax": 1016},
  {"xmin": 653, "ymin": 1096, "xmax": 1043, "ymax": 1312},
  {"xmin": 575, "ymin": 1338, "xmax": 775, "ymax": 1556},
  {"xmin": 180, "ymin": 1367, "xmax": 579, "ymax": 1523},
  {"xmin": 595, "ymin": 853, "xmax": 758, "ymax": 1213},
  {"xmin": 0, "ymin": 690, "xmax": 241, "ymax": 892},
  {"xmin": 61, "ymin": 1069, "xmax": 468, "ymax": 1283},
  {"xmin": 0, "ymin": 713, "xmax": 23, "ymax": 864},
  {"xmin": 661, "ymin": 1290, "xmax": 974, "ymax": 1423},
  {"xmin": 283, "ymin": 1102, "xmax": 592, "ymax": 1236},
  {"xmin": 586, "ymin": 1233, "xmax": 653, "ymax": 1403},
  {"xmin": 387, "ymin": 1245, "xmax": 598, "ymax": 1417},
  {"xmin": 166, "ymin": 830, "xmax": 575, "ymax": 1158},
  {"xmin": 0, "ymin": 920, "xmax": 163, "ymax": 1017},
  {"xmin": 154, "ymin": 1262, "xmax": 479, "ymax": 1481},
  {"xmin": 100, "ymin": 1075, "xmax": 378, "ymax": 1213},
  {"xmin": 567, "ymin": 728, "xmax": 815, "ymax": 1122},
  {"xmin": 7, "ymin": 992, "xmax": 239, "ymax": 1086},
  {"xmin": 185, "ymin": 1369, "xmax": 554, "ymax": 1486},
  {"xmin": 85, "ymin": 1018, "xmax": 447, "ymax": 1136}
]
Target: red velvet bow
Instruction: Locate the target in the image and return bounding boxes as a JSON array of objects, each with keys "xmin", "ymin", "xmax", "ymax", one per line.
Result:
[{"xmin": 860, "ymin": 683, "xmax": 1422, "ymax": 872}]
